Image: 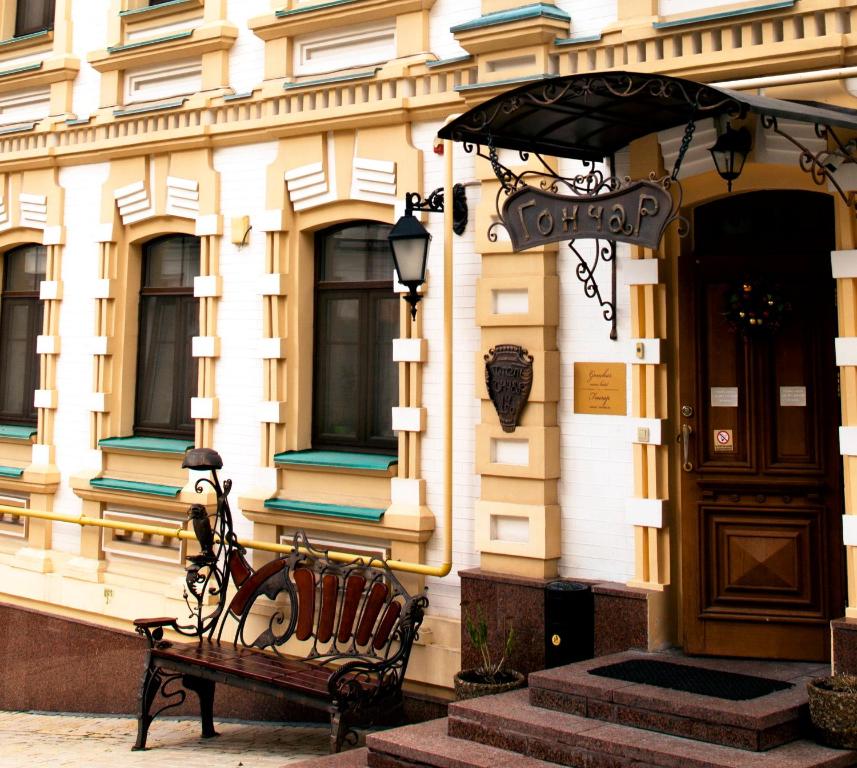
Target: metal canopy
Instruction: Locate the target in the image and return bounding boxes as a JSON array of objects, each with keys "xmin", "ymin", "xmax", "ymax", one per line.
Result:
[{"xmin": 438, "ymin": 71, "xmax": 857, "ymax": 160}]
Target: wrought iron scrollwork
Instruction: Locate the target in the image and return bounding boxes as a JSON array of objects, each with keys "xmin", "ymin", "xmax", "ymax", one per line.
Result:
[{"xmin": 760, "ymin": 114, "xmax": 857, "ymax": 215}]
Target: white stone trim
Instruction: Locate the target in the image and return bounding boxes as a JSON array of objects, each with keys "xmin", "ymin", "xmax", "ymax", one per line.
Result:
[
  {"xmin": 841, "ymin": 426, "xmax": 857, "ymax": 456},
  {"xmin": 92, "ymin": 278, "xmax": 112, "ymax": 299},
  {"xmin": 191, "ymin": 397, "xmax": 218, "ymax": 420},
  {"xmin": 629, "ymin": 338, "xmax": 664, "ymax": 365},
  {"xmin": 836, "ymin": 337, "xmax": 857, "ymax": 367},
  {"xmin": 33, "ymin": 389, "xmax": 57, "ymax": 409},
  {"xmin": 191, "ymin": 336, "xmax": 220, "ymax": 358},
  {"xmin": 391, "ymin": 477, "xmax": 422, "ymax": 506},
  {"xmin": 96, "ymin": 223, "xmax": 116, "ymax": 243},
  {"xmin": 832, "ymin": 250, "xmax": 857, "ymax": 279},
  {"xmin": 32, "ymin": 443, "xmax": 53, "ymax": 466},
  {"xmin": 629, "ymin": 418, "xmax": 665, "ymax": 445},
  {"xmin": 89, "ymin": 392, "xmax": 111, "ymax": 413},
  {"xmin": 90, "ymin": 336, "xmax": 112, "ymax": 356},
  {"xmin": 259, "ymin": 337, "xmax": 287, "ymax": 359},
  {"xmin": 42, "ymin": 226, "xmax": 63, "ymax": 246},
  {"xmin": 391, "ymin": 406, "xmax": 425, "ymax": 432},
  {"xmin": 843, "ymin": 515, "xmax": 857, "ymax": 547},
  {"xmin": 622, "ymin": 258, "xmax": 661, "ymax": 285},
  {"xmin": 625, "ymin": 498, "xmax": 665, "ymax": 528},
  {"xmin": 194, "ymin": 214, "xmax": 221, "ymax": 237},
  {"xmin": 256, "ymin": 209, "xmax": 288, "ymax": 232},
  {"xmin": 193, "ymin": 275, "xmax": 222, "ymax": 298},
  {"xmin": 392, "ymin": 338, "xmax": 426, "ymax": 363},
  {"xmin": 39, "ymin": 280, "xmax": 61, "ymax": 300},
  {"xmin": 36, "ymin": 335, "xmax": 60, "ymax": 355},
  {"xmin": 260, "ymin": 272, "xmax": 287, "ymax": 296},
  {"xmin": 259, "ymin": 400, "xmax": 287, "ymax": 423}
]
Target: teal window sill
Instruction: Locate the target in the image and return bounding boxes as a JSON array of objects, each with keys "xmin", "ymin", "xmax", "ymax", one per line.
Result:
[
  {"xmin": 264, "ymin": 498, "xmax": 385, "ymax": 522},
  {"xmin": 107, "ymin": 29, "xmax": 192, "ymax": 54},
  {"xmin": 0, "ymin": 29, "xmax": 50, "ymax": 47},
  {"xmin": 0, "ymin": 466, "xmax": 24, "ymax": 478},
  {"xmin": 98, "ymin": 436, "xmax": 194, "ymax": 455},
  {"xmin": 273, "ymin": 450, "xmax": 397, "ymax": 472},
  {"xmin": 0, "ymin": 425, "xmax": 37, "ymax": 441},
  {"xmin": 90, "ymin": 477, "xmax": 182, "ymax": 498},
  {"xmin": 276, "ymin": 0, "xmax": 356, "ymax": 18}
]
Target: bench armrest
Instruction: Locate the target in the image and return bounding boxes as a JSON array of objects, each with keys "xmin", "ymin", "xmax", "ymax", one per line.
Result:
[
  {"xmin": 328, "ymin": 658, "xmax": 399, "ymax": 703},
  {"xmin": 133, "ymin": 617, "xmax": 179, "ymax": 648}
]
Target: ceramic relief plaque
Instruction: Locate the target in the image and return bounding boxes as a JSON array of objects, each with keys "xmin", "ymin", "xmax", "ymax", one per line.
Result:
[{"xmin": 485, "ymin": 344, "xmax": 534, "ymax": 433}]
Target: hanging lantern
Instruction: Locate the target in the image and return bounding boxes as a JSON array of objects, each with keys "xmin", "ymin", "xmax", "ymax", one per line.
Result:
[{"xmin": 709, "ymin": 125, "xmax": 752, "ymax": 192}]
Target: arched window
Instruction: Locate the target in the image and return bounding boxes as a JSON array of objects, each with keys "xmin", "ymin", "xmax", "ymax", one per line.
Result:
[
  {"xmin": 313, "ymin": 222, "xmax": 397, "ymax": 451},
  {"xmin": 134, "ymin": 235, "xmax": 199, "ymax": 438},
  {"xmin": 0, "ymin": 244, "xmax": 45, "ymax": 425}
]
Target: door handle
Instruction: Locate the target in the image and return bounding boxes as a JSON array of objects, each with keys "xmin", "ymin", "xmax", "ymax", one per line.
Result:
[{"xmin": 677, "ymin": 424, "xmax": 693, "ymax": 472}]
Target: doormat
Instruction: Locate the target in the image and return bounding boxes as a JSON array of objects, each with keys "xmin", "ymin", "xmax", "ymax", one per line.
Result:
[{"xmin": 588, "ymin": 659, "xmax": 793, "ymax": 701}]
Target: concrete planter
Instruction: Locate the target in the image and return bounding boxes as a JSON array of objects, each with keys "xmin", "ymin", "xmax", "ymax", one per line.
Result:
[
  {"xmin": 807, "ymin": 675, "xmax": 857, "ymax": 749},
  {"xmin": 453, "ymin": 669, "xmax": 526, "ymax": 701}
]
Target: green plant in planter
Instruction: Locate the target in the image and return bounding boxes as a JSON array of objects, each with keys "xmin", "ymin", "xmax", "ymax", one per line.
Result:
[
  {"xmin": 454, "ymin": 606, "xmax": 525, "ymax": 701},
  {"xmin": 464, "ymin": 605, "xmax": 515, "ymax": 684}
]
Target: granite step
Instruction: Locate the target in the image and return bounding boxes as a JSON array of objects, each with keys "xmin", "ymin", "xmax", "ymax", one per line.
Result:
[
  {"xmin": 448, "ymin": 688, "xmax": 856, "ymax": 768},
  {"xmin": 364, "ymin": 717, "xmax": 560, "ymax": 768},
  {"xmin": 528, "ymin": 651, "xmax": 828, "ymax": 751}
]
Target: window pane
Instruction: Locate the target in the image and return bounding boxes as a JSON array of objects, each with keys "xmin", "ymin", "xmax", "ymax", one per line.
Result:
[
  {"xmin": 320, "ymin": 223, "xmax": 392, "ymax": 282},
  {"xmin": 136, "ymin": 296, "xmax": 178, "ymax": 429},
  {"xmin": 315, "ymin": 296, "xmax": 360, "ymax": 441},
  {"xmin": 368, "ymin": 295, "xmax": 398, "ymax": 442},
  {"xmin": 4, "ymin": 245, "xmax": 46, "ymax": 292},
  {"xmin": 0, "ymin": 298, "xmax": 40, "ymax": 422},
  {"xmin": 143, "ymin": 236, "xmax": 199, "ymax": 289},
  {"xmin": 15, "ymin": 0, "xmax": 54, "ymax": 36}
]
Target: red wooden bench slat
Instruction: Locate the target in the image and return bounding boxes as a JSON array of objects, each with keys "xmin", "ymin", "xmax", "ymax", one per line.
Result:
[
  {"xmin": 228, "ymin": 549, "xmax": 253, "ymax": 588},
  {"xmin": 317, "ymin": 573, "xmax": 338, "ymax": 643},
  {"xmin": 294, "ymin": 567, "xmax": 315, "ymax": 641},
  {"xmin": 337, "ymin": 574, "xmax": 366, "ymax": 643},
  {"xmin": 373, "ymin": 599, "xmax": 402, "ymax": 650},
  {"xmin": 356, "ymin": 582, "xmax": 389, "ymax": 646},
  {"xmin": 228, "ymin": 558, "xmax": 286, "ymax": 617}
]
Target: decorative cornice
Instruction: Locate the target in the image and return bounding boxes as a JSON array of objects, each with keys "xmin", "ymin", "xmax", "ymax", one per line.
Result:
[
  {"xmin": 450, "ymin": 3, "xmax": 569, "ymax": 34},
  {"xmin": 653, "ymin": 0, "xmax": 795, "ymax": 29}
]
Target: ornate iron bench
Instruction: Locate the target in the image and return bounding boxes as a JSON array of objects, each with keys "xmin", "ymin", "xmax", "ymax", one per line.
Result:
[{"xmin": 132, "ymin": 448, "xmax": 427, "ymax": 753}]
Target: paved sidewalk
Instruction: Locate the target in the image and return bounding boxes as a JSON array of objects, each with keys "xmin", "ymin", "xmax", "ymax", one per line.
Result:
[{"xmin": 0, "ymin": 710, "xmax": 330, "ymax": 768}]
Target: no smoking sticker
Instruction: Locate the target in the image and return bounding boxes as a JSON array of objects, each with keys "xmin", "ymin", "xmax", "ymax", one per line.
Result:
[{"xmin": 713, "ymin": 429, "xmax": 734, "ymax": 452}]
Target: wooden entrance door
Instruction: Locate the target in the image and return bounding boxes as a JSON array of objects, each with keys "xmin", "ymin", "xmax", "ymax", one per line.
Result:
[{"xmin": 678, "ymin": 190, "xmax": 844, "ymax": 661}]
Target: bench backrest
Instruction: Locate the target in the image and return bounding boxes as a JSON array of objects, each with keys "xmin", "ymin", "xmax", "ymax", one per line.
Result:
[{"xmin": 217, "ymin": 532, "xmax": 426, "ymax": 670}]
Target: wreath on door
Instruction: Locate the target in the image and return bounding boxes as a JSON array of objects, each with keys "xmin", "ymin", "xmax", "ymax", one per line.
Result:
[{"xmin": 723, "ymin": 280, "xmax": 791, "ymax": 334}]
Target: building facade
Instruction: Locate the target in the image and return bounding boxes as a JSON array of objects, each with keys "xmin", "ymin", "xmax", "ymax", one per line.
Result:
[{"xmin": 1, "ymin": 0, "xmax": 857, "ymax": 702}]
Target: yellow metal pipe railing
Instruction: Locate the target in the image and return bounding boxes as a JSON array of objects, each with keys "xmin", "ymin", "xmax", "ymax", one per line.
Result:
[{"xmin": 2, "ymin": 137, "xmax": 459, "ymax": 579}]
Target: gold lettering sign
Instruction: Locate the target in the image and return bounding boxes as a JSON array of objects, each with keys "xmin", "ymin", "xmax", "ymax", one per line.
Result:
[{"xmin": 573, "ymin": 363, "xmax": 627, "ymax": 416}]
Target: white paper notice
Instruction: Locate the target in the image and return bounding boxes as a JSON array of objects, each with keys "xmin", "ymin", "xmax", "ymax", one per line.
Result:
[
  {"xmin": 710, "ymin": 387, "xmax": 738, "ymax": 408},
  {"xmin": 779, "ymin": 386, "xmax": 807, "ymax": 407}
]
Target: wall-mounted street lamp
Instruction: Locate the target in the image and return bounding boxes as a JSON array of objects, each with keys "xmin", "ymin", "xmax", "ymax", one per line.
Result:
[
  {"xmin": 389, "ymin": 184, "xmax": 467, "ymax": 319},
  {"xmin": 709, "ymin": 124, "xmax": 752, "ymax": 192}
]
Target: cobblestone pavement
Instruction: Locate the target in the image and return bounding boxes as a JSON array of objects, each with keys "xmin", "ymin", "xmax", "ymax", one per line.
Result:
[{"xmin": 0, "ymin": 710, "xmax": 330, "ymax": 768}]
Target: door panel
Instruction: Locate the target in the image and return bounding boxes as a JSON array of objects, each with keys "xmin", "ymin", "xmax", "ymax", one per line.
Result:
[{"xmin": 679, "ymin": 190, "xmax": 843, "ymax": 661}]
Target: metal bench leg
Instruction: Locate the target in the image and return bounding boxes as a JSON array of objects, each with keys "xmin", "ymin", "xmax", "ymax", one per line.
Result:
[
  {"xmin": 330, "ymin": 710, "xmax": 348, "ymax": 753},
  {"xmin": 133, "ymin": 657, "xmax": 160, "ymax": 751},
  {"xmin": 183, "ymin": 675, "xmax": 219, "ymax": 739}
]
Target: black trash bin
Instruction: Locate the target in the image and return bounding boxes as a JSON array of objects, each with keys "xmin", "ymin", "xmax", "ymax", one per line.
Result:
[{"xmin": 544, "ymin": 580, "xmax": 594, "ymax": 668}]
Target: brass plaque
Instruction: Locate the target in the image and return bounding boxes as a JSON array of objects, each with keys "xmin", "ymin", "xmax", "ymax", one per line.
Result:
[
  {"xmin": 551, "ymin": 634, "xmax": 562, "ymax": 647},
  {"xmin": 573, "ymin": 363, "xmax": 627, "ymax": 415}
]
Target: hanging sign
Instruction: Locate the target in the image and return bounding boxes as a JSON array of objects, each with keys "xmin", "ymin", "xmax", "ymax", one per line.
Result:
[
  {"xmin": 573, "ymin": 362, "xmax": 627, "ymax": 416},
  {"xmin": 502, "ymin": 180, "xmax": 675, "ymax": 252}
]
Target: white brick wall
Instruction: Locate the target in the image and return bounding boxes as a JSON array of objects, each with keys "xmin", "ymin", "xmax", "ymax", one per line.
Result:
[
  {"xmin": 212, "ymin": 142, "xmax": 279, "ymax": 541},
  {"xmin": 415, "ymin": 121, "xmax": 481, "ymax": 618},
  {"xmin": 555, "ymin": 155, "xmax": 635, "ymax": 583},
  {"xmin": 226, "ymin": 0, "xmax": 268, "ymax": 96},
  {"xmin": 429, "ymin": 0, "xmax": 482, "ymax": 61},
  {"xmin": 556, "ymin": 0, "xmax": 618, "ymax": 37},
  {"xmin": 53, "ymin": 162, "xmax": 110, "ymax": 553},
  {"xmin": 71, "ymin": 0, "xmax": 108, "ymax": 118}
]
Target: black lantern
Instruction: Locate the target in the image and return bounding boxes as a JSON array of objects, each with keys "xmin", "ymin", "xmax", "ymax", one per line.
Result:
[
  {"xmin": 709, "ymin": 124, "xmax": 752, "ymax": 192},
  {"xmin": 389, "ymin": 185, "xmax": 468, "ymax": 319},
  {"xmin": 389, "ymin": 211, "xmax": 431, "ymax": 320}
]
